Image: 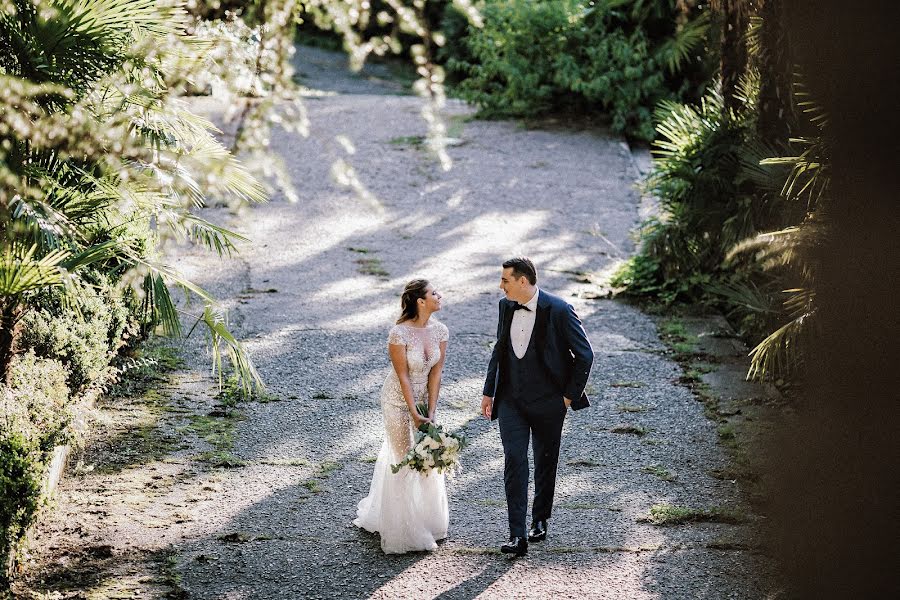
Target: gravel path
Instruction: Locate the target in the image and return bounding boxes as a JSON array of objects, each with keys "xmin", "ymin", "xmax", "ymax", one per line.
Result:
[{"xmin": 19, "ymin": 46, "xmax": 775, "ymax": 599}]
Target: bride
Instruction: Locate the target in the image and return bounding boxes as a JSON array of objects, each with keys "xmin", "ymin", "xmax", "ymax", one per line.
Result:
[{"xmin": 353, "ymin": 279, "xmax": 450, "ymax": 553}]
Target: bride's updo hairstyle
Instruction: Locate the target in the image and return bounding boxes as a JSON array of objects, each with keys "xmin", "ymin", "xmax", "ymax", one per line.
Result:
[{"xmin": 397, "ymin": 279, "xmax": 430, "ymax": 324}]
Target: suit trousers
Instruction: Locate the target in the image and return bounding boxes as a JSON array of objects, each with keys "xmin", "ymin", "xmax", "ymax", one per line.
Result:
[{"xmin": 497, "ymin": 394, "xmax": 567, "ymax": 537}]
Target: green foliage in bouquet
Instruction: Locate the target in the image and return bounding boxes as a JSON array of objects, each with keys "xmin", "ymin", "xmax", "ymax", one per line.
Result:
[{"xmin": 391, "ymin": 403, "xmax": 469, "ymax": 475}]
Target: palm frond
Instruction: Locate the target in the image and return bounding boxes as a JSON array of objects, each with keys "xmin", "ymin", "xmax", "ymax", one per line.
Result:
[
  {"xmin": 142, "ymin": 271, "xmax": 182, "ymax": 337},
  {"xmin": 10, "ymin": 194, "xmax": 80, "ymax": 251},
  {"xmin": 793, "ymin": 79, "xmax": 828, "ymax": 129},
  {"xmin": 736, "ymin": 137, "xmax": 788, "ymax": 194},
  {"xmin": 181, "ymin": 214, "xmax": 249, "ymax": 257},
  {"xmin": 0, "ymin": 244, "xmax": 69, "ymax": 296},
  {"xmin": 726, "ymin": 226, "xmax": 801, "ymax": 271},
  {"xmin": 747, "ymin": 308, "xmax": 812, "ymax": 381},
  {"xmin": 191, "ymin": 304, "xmax": 264, "ymax": 397},
  {"xmin": 656, "ymin": 11, "xmax": 711, "ymax": 74},
  {"xmin": 60, "ymin": 239, "xmax": 124, "ymax": 271},
  {"xmin": 746, "ymin": 14, "xmax": 762, "ymax": 57},
  {"xmin": 706, "ymin": 279, "xmax": 779, "ymax": 315}
]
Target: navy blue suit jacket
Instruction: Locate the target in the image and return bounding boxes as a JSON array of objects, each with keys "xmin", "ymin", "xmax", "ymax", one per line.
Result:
[{"xmin": 482, "ymin": 290, "xmax": 594, "ymax": 420}]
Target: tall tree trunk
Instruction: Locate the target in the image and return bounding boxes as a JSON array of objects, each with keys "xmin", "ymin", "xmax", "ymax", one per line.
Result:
[
  {"xmin": 757, "ymin": 0, "xmax": 793, "ymax": 142},
  {"xmin": 720, "ymin": 0, "xmax": 749, "ymax": 114},
  {"xmin": 0, "ymin": 299, "xmax": 21, "ymax": 384}
]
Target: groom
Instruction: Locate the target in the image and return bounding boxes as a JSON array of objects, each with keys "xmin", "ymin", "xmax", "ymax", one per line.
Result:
[{"xmin": 481, "ymin": 257, "xmax": 594, "ymax": 556}]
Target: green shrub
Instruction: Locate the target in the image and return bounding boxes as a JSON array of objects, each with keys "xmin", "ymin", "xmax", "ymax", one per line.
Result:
[
  {"xmin": 448, "ymin": 0, "xmax": 576, "ymax": 117},
  {"xmin": 0, "ymin": 432, "xmax": 43, "ymax": 583},
  {"xmin": 5, "ymin": 352, "xmax": 72, "ymax": 452},
  {"xmin": 613, "ymin": 90, "xmax": 775, "ymax": 304},
  {"xmin": 444, "ymin": 0, "xmax": 713, "ymax": 140},
  {"xmin": 20, "ymin": 272, "xmax": 139, "ymax": 391},
  {"xmin": 0, "ymin": 352, "xmax": 71, "ymax": 581},
  {"xmin": 556, "ymin": 27, "xmax": 664, "ymax": 140}
]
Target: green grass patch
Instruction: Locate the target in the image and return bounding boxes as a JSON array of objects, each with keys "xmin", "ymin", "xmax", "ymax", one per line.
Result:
[
  {"xmin": 260, "ymin": 458, "xmax": 310, "ymax": 467},
  {"xmin": 216, "ymin": 374, "xmax": 277, "ymax": 406},
  {"xmin": 717, "ymin": 423, "xmax": 738, "ymax": 449},
  {"xmin": 706, "ymin": 539, "xmax": 750, "ymax": 551},
  {"xmin": 617, "ymin": 404, "xmax": 651, "ymax": 413},
  {"xmin": 609, "ymin": 424, "xmax": 648, "ymax": 436},
  {"xmin": 360, "ymin": 456, "xmax": 377, "ymax": 463},
  {"xmin": 159, "ymin": 549, "xmax": 184, "ymax": 596},
  {"xmin": 610, "ymin": 381, "xmax": 645, "ymax": 388},
  {"xmin": 218, "ymin": 532, "xmax": 253, "ymax": 543},
  {"xmin": 355, "ymin": 257, "xmax": 389, "ymax": 278},
  {"xmin": 315, "ymin": 460, "xmax": 342, "ymax": 478},
  {"xmin": 302, "ymin": 480, "xmax": 324, "ymax": 494},
  {"xmin": 548, "ymin": 544, "xmax": 659, "ymax": 554},
  {"xmin": 642, "ymin": 465, "xmax": 676, "ymax": 482},
  {"xmin": 185, "ymin": 414, "xmax": 238, "ymax": 449},
  {"xmin": 658, "ymin": 318, "xmax": 699, "ymax": 356},
  {"xmin": 641, "ymin": 503, "xmax": 744, "ymax": 526},
  {"xmin": 388, "ymin": 135, "xmax": 425, "ymax": 146},
  {"xmin": 198, "ymin": 451, "xmax": 246, "ymax": 468},
  {"xmin": 451, "ymin": 547, "xmax": 501, "ymax": 555}
]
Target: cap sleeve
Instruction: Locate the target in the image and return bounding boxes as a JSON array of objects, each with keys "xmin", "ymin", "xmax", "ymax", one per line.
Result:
[
  {"xmin": 387, "ymin": 325, "xmax": 405, "ymax": 346},
  {"xmin": 436, "ymin": 322, "xmax": 449, "ymax": 343}
]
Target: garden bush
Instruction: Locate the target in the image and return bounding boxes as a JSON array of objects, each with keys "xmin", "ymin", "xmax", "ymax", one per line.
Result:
[
  {"xmin": 612, "ymin": 91, "xmax": 753, "ymax": 300},
  {"xmin": 612, "ymin": 79, "xmax": 823, "ymax": 383},
  {"xmin": 0, "ymin": 353, "xmax": 70, "ymax": 581},
  {"xmin": 444, "ymin": 0, "xmax": 713, "ymax": 140},
  {"xmin": 20, "ymin": 273, "xmax": 140, "ymax": 392}
]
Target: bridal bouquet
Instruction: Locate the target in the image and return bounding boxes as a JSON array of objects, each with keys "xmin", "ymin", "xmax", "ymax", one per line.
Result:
[{"xmin": 391, "ymin": 403, "xmax": 469, "ymax": 475}]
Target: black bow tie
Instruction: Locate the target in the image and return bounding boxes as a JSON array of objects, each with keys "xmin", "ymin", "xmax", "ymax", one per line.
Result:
[{"xmin": 512, "ymin": 302, "xmax": 531, "ymax": 312}]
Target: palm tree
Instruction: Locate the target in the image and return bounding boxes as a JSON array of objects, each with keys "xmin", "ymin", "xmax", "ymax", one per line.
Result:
[
  {"xmin": 714, "ymin": 0, "xmax": 750, "ymax": 114},
  {"xmin": 756, "ymin": 0, "xmax": 794, "ymax": 142},
  {"xmin": 728, "ymin": 88, "xmax": 828, "ymax": 381},
  {"xmin": 0, "ymin": 0, "xmax": 265, "ymax": 394}
]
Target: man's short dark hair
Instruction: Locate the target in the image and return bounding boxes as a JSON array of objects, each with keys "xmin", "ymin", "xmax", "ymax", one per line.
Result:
[{"xmin": 502, "ymin": 257, "xmax": 537, "ymax": 285}]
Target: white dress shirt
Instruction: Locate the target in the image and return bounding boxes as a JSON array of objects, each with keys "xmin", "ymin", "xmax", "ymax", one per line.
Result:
[{"xmin": 510, "ymin": 288, "xmax": 539, "ymax": 359}]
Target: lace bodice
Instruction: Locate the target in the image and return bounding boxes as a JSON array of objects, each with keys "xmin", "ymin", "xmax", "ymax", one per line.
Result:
[{"xmin": 387, "ymin": 321, "xmax": 449, "ymax": 382}]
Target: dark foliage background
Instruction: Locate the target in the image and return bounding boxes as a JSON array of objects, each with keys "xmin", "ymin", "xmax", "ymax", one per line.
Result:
[{"xmin": 762, "ymin": 2, "xmax": 900, "ymax": 598}]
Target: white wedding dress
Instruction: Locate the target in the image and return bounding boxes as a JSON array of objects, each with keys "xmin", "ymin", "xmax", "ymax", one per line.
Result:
[{"xmin": 353, "ymin": 321, "xmax": 450, "ymax": 553}]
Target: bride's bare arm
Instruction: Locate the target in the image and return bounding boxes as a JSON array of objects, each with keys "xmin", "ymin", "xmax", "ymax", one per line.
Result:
[
  {"xmin": 389, "ymin": 342, "xmax": 430, "ymax": 426},
  {"xmin": 426, "ymin": 340, "xmax": 448, "ymax": 420}
]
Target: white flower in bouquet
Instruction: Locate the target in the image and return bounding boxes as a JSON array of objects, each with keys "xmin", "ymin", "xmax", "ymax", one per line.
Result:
[{"xmin": 391, "ymin": 422, "xmax": 470, "ymax": 475}]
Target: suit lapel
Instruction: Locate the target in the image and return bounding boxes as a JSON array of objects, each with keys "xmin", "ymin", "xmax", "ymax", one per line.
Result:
[
  {"xmin": 533, "ymin": 291, "xmax": 549, "ymax": 350},
  {"xmin": 499, "ymin": 299, "xmax": 516, "ymax": 347}
]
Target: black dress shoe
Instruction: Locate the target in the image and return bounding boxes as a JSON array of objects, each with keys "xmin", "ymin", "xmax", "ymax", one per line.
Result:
[
  {"xmin": 528, "ymin": 520, "xmax": 547, "ymax": 542},
  {"xmin": 500, "ymin": 536, "xmax": 528, "ymax": 556}
]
